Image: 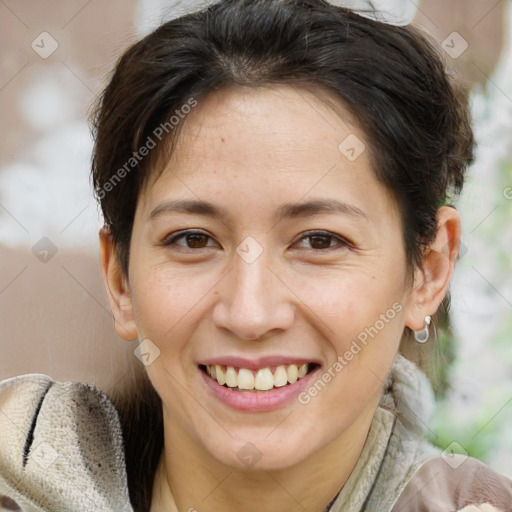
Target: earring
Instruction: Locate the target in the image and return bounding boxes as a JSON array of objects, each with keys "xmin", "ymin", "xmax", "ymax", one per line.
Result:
[{"xmin": 414, "ymin": 315, "xmax": 431, "ymax": 343}]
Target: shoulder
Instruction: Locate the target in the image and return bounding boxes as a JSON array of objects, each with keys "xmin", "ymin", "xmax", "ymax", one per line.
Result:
[
  {"xmin": 0, "ymin": 374, "xmax": 133, "ymax": 512},
  {"xmin": 392, "ymin": 454, "xmax": 512, "ymax": 511}
]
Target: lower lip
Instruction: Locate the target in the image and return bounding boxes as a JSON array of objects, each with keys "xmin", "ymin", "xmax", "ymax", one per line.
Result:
[{"xmin": 199, "ymin": 366, "xmax": 320, "ymax": 412}]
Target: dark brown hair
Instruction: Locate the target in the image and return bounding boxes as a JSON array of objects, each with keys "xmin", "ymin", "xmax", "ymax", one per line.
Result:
[{"xmin": 90, "ymin": 1, "xmax": 474, "ymax": 510}]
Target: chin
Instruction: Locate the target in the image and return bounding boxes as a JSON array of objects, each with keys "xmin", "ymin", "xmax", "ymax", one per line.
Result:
[{"xmin": 202, "ymin": 433, "xmax": 316, "ymax": 472}]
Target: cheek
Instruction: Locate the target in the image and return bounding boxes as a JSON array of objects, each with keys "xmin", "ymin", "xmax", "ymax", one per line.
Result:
[
  {"xmin": 331, "ymin": 292, "xmax": 405, "ymax": 392},
  {"xmin": 129, "ymin": 265, "xmax": 214, "ymax": 345},
  {"xmin": 298, "ymin": 270, "xmax": 407, "ymax": 398},
  {"xmin": 297, "ymin": 269, "xmax": 406, "ymax": 342}
]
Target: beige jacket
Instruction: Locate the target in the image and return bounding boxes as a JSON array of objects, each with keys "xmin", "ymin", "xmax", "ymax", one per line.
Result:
[{"xmin": 1, "ymin": 355, "xmax": 511, "ymax": 512}]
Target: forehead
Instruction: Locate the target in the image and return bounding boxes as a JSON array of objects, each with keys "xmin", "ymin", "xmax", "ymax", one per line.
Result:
[
  {"xmin": 141, "ymin": 84, "xmax": 397, "ymax": 223},
  {"xmin": 172, "ymin": 84, "xmax": 359, "ymax": 162}
]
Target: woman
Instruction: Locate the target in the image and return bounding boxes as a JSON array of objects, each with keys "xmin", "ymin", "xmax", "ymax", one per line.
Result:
[{"xmin": 0, "ymin": 1, "xmax": 511, "ymax": 511}]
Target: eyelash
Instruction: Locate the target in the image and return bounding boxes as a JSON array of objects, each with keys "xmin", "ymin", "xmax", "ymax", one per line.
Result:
[{"xmin": 161, "ymin": 229, "xmax": 351, "ymax": 252}]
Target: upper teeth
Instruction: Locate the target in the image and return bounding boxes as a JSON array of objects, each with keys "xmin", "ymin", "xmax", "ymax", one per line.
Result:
[{"xmin": 206, "ymin": 364, "xmax": 309, "ymax": 390}]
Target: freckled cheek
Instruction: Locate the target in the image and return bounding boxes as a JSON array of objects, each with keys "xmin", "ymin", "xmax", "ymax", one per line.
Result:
[
  {"xmin": 130, "ymin": 270, "xmax": 212, "ymax": 344},
  {"xmin": 310, "ymin": 279, "xmax": 403, "ymax": 349}
]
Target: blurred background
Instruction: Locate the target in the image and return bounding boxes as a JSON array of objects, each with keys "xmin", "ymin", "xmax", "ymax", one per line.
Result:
[{"xmin": 1, "ymin": 0, "xmax": 511, "ymax": 475}]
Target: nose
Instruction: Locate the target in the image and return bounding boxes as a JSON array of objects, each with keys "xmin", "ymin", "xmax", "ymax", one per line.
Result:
[{"xmin": 212, "ymin": 251, "xmax": 295, "ymax": 341}]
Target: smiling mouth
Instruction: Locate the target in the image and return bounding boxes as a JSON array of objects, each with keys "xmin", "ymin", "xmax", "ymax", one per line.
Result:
[{"xmin": 199, "ymin": 363, "xmax": 319, "ymax": 392}]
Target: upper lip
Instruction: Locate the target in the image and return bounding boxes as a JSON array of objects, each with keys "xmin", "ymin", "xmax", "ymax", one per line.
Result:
[{"xmin": 199, "ymin": 355, "xmax": 320, "ymax": 370}]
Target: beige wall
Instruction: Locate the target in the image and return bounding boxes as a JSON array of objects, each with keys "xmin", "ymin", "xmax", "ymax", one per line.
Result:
[{"xmin": 0, "ymin": 0, "xmax": 138, "ymax": 392}]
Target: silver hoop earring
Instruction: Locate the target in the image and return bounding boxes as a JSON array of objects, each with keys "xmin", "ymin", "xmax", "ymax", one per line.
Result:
[{"xmin": 414, "ymin": 315, "xmax": 431, "ymax": 343}]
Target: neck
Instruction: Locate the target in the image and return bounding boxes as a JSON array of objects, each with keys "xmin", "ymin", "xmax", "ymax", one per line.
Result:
[{"xmin": 151, "ymin": 403, "xmax": 379, "ymax": 512}]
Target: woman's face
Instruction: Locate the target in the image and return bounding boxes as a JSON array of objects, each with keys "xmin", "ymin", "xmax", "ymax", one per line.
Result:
[{"xmin": 124, "ymin": 85, "xmax": 416, "ymax": 470}]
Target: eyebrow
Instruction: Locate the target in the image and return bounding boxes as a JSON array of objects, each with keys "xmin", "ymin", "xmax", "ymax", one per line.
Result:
[{"xmin": 149, "ymin": 198, "xmax": 368, "ymax": 223}]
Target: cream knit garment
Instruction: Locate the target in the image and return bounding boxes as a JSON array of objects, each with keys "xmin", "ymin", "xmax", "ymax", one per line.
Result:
[
  {"xmin": 0, "ymin": 355, "xmax": 437, "ymax": 512},
  {"xmin": 327, "ymin": 354, "xmax": 439, "ymax": 511},
  {"xmin": 0, "ymin": 376, "xmax": 133, "ymax": 511}
]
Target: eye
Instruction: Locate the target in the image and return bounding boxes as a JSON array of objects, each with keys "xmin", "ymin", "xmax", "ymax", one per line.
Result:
[
  {"xmin": 294, "ymin": 230, "xmax": 351, "ymax": 251},
  {"xmin": 162, "ymin": 229, "xmax": 218, "ymax": 249},
  {"xmin": 161, "ymin": 229, "xmax": 351, "ymax": 252}
]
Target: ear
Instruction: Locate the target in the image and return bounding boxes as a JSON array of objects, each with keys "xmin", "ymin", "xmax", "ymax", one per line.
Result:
[
  {"xmin": 99, "ymin": 226, "xmax": 138, "ymax": 341},
  {"xmin": 404, "ymin": 206, "xmax": 461, "ymax": 331}
]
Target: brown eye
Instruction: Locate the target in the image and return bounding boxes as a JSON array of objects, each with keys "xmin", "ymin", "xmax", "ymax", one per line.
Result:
[
  {"xmin": 295, "ymin": 231, "xmax": 350, "ymax": 251},
  {"xmin": 185, "ymin": 233, "xmax": 209, "ymax": 248},
  {"xmin": 308, "ymin": 234, "xmax": 334, "ymax": 249},
  {"xmin": 162, "ymin": 230, "xmax": 216, "ymax": 249}
]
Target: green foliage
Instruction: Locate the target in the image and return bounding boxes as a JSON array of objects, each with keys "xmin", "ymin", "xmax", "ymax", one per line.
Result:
[{"xmin": 429, "ymin": 401, "xmax": 499, "ymax": 461}]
